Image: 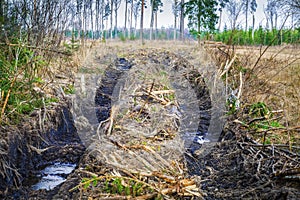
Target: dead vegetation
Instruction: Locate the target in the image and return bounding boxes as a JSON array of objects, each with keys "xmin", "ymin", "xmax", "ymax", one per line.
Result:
[
  {"xmin": 63, "ymin": 41, "xmax": 299, "ymax": 199},
  {"xmin": 68, "ymin": 47, "xmax": 209, "ymax": 199},
  {"xmin": 205, "ymin": 42, "xmax": 300, "ymax": 146}
]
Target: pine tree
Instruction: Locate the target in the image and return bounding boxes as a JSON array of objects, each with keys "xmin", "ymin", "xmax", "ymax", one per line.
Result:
[{"xmin": 185, "ymin": 0, "xmax": 219, "ymax": 43}]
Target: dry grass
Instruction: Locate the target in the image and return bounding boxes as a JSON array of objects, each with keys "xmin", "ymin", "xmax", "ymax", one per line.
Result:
[{"xmin": 205, "ymin": 43, "xmax": 300, "ymax": 146}]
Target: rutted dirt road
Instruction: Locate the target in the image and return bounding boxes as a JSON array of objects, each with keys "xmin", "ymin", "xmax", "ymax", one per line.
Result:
[{"xmin": 1, "ymin": 41, "xmax": 299, "ymax": 199}]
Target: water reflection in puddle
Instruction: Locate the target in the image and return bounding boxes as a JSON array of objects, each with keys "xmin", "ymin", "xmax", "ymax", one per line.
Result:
[{"xmin": 31, "ymin": 163, "xmax": 76, "ymax": 191}]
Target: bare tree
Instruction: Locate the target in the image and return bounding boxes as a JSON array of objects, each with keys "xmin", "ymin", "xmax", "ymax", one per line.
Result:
[
  {"xmin": 172, "ymin": 0, "xmax": 179, "ymax": 40},
  {"xmin": 149, "ymin": 0, "xmax": 163, "ymax": 40},
  {"xmin": 124, "ymin": 0, "xmax": 129, "ymax": 37},
  {"xmin": 114, "ymin": 0, "xmax": 121, "ymax": 35},
  {"xmin": 89, "ymin": 0, "xmax": 94, "ymax": 39},
  {"xmin": 110, "ymin": 0, "xmax": 113, "ymax": 39},
  {"xmin": 179, "ymin": 0, "xmax": 184, "ymax": 40},
  {"xmin": 140, "ymin": 0, "xmax": 144, "ymax": 43},
  {"xmin": 250, "ymin": 0, "xmax": 257, "ymax": 39},
  {"xmin": 276, "ymin": 0, "xmax": 300, "ymax": 27},
  {"xmin": 226, "ymin": 0, "xmax": 245, "ymax": 30},
  {"xmin": 130, "ymin": 0, "xmax": 134, "ymax": 37},
  {"xmin": 133, "ymin": 0, "xmax": 140, "ymax": 37},
  {"xmin": 244, "ymin": 0, "xmax": 249, "ymax": 31},
  {"xmin": 265, "ymin": 0, "xmax": 279, "ymax": 30},
  {"xmin": 218, "ymin": 0, "xmax": 229, "ymax": 31}
]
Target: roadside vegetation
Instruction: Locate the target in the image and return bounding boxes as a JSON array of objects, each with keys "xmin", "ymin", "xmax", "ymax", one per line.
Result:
[{"xmin": 205, "ymin": 38, "xmax": 299, "ymax": 147}]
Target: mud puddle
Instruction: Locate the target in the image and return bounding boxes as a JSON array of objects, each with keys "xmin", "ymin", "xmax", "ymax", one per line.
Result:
[{"xmin": 31, "ymin": 162, "xmax": 76, "ymax": 191}]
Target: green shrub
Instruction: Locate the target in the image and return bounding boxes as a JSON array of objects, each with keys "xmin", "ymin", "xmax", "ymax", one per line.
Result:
[
  {"xmin": 118, "ymin": 32, "xmax": 126, "ymax": 42},
  {"xmin": 212, "ymin": 27, "xmax": 300, "ymax": 45},
  {"xmin": 64, "ymin": 31, "xmax": 80, "ymax": 53}
]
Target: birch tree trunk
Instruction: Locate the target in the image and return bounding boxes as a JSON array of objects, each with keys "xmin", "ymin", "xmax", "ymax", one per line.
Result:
[
  {"xmin": 245, "ymin": 0, "xmax": 249, "ymax": 31},
  {"xmin": 114, "ymin": 0, "xmax": 118, "ymax": 35},
  {"xmin": 150, "ymin": 0, "xmax": 154, "ymax": 40},
  {"xmin": 155, "ymin": 11, "xmax": 158, "ymax": 39},
  {"xmin": 90, "ymin": 0, "xmax": 94, "ymax": 39},
  {"xmin": 174, "ymin": 0, "xmax": 178, "ymax": 40},
  {"xmin": 140, "ymin": 0, "xmax": 144, "ymax": 44},
  {"xmin": 124, "ymin": 0, "xmax": 128, "ymax": 37},
  {"xmin": 110, "ymin": 0, "xmax": 113, "ymax": 39},
  {"xmin": 130, "ymin": 0, "xmax": 134, "ymax": 37},
  {"xmin": 218, "ymin": 9, "xmax": 222, "ymax": 31}
]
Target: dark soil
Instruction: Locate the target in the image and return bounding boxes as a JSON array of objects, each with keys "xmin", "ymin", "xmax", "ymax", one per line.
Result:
[
  {"xmin": 189, "ymin": 121, "xmax": 300, "ymax": 199},
  {"xmin": 0, "ymin": 103, "xmax": 85, "ymax": 199}
]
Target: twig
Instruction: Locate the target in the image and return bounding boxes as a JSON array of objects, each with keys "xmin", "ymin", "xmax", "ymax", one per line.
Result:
[
  {"xmin": 138, "ymin": 80, "xmax": 155, "ymax": 117},
  {"xmin": 78, "ymin": 169, "xmax": 99, "ymax": 177},
  {"xmin": 245, "ymin": 143, "xmax": 300, "ymax": 150},
  {"xmin": 96, "ymin": 118, "xmax": 110, "ymax": 140},
  {"xmin": 237, "ymin": 71, "xmax": 243, "ymax": 100},
  {"xmin": 135, "ymin": 90, "xmax": 175, "ymax": 96},
  {"xmin": 233, "ymin": 119, "xmax": 249, "ymax": 127},
  {"xmin": 107, "ymin": 106, "xmax": 118, "ymax": 136},
  {"xmin": 275, "ymin": 167, "xmax": 300, "ymax": 177},
  {"xmin": 0, "ymin": 76, "xmax": 17, "ymax": 123},
  {"xmin": 42, "ymin": 97, "xmax": 46, "ymax": 131},
  {"xmin": 219, "ymin": 54, "xmax": 237, "ymax": 77},
  {"xmin": 0, "ymin": 42, "xmax": 72, "ymax": 55},
  {"xmin": 247, "ymin": 15, "xmax": 290, "ymax": 81},
  {"xmin": 28, "ymin": 145, "xmax": 53, "ymax": 155},
  {"xmin": 132, "ymin": 193, "xmax": 158, "ymax": 200},
  {"xmin": 240, "ymin": 181, "xmax": 271, "ymax": 198}
]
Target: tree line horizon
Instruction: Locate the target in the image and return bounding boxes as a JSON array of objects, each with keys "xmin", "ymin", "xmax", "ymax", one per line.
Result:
[{"xmin": 0, "ymin": 0, "xmax": 299, "ymax": 45}]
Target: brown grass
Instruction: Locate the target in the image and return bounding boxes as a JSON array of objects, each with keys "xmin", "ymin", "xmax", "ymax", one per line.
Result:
[{"xmin": 205, "ymin": 43, "xmax": 300, "ymax": 146}]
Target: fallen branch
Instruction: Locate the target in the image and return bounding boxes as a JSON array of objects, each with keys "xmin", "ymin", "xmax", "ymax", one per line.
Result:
[{"xmin": 135, "ymin": 90, "xmax": 175, "ymax": 96}]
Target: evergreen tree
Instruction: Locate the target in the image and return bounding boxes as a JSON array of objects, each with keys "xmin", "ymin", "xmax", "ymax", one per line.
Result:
[{"xmin": 185, "ymin": 0, "xmax": 219, "ymax": 43}]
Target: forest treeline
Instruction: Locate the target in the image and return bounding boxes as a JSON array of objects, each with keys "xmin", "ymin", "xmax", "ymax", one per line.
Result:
[
  {"xmin": 1, "ymin": 0, "xmax": 299, "ymax": 44},
  {"xmin": 65, "ymin": 26, "xmax": 300, "ymax": 46},
  {"xmin": 213, "ymin": 27, "xmax": 300, "ymax": 46}
]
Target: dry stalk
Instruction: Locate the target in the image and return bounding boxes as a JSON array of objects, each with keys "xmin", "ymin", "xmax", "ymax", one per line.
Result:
[
  {"xmin": 219, "ymin": 54, "xmax": 237, "ymax": 77},
  {"xmin": 247, "ymin": 15, "xmax": 290, "ymax": 81},
  {"xmin": 237, "ymin": 71, "xmax": 243, "ymax": 100},
  {"xmin": 138, "ymin": 80, "xmax": 155, "ymax": 117},
  {"xmin": 0, "ymin": 42, "xmax": 71, "ymax": 55},
  {"xmin": 107, "ymin": 105, "xmax": 118, "ymax": 136},
  {"xmin": 0, "ymin": 76, "xmax": 17, "ymax": 122},
  {"xmin": 123, "ymin": 144, "xmax": 175, "ymax": 171}
]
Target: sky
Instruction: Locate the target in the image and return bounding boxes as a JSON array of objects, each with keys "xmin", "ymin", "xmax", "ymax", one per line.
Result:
[{"xmin": 115, "ymin": 0, "xmax": 270, "ymax": 30}]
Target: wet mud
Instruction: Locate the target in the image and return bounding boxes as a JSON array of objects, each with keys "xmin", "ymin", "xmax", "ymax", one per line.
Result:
[{"xmin": 0, "ymin": 105, "xmax": 85, "ymax": 199}]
